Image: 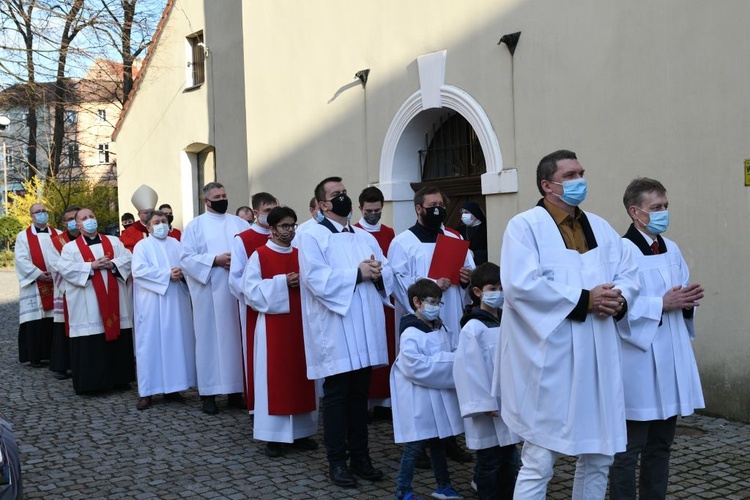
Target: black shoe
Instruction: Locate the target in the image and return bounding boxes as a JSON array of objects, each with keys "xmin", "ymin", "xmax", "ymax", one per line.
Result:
[
  {"xmin": 292, "ymin": 437, "xmax": 318, "ymax": 450},
  {"xmin": 52, "ymin": 371, "xmax": 69, "ymax": 380},
  {"xmin": 227, "ymin": 393, "xmax": 245, "ymax": 409},
  {"xmin": 329, "ymin": 463, "xmax": 358, "ymax": 488},
  {"xmin": 201, "ymin": 396, "xmax": 219, "ymax": 415},
  {"xmin": 371, "ymin": 406, "xmax": 393, "ymax": 420},
  {"xmin": 264, "ymin": 442, "xmax": 284, "ymax": 457},
  {"xmin": 30, "ymin": 362, "xmax": 43, "ymax": 368},
  {"xmin": 444, "ymin": 436, "xmax": 473, "ymax": 463},
  {"xmin": 350, "ymin": 456, "xmax": 384, "ymax": 481},
  {"xmin": 414, "ymin": 448, "xmax": 432, "ymax": 469},
  {"xmin": 164, "ymin": 392, "xmax": 185, "ymax": 402}
]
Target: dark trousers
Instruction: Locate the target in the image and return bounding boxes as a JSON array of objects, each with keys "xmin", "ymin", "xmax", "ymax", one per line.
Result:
[
  {"xmin": 609, "ymin": 416, "xmax": 678, "ymax": 500},
  {"xmin": 322, "ymin": 367, "xmax": 372, "ymax": 465},
  {"xmin": 475, "ymin": 444, "xmax": 518, "ymax": 499}
]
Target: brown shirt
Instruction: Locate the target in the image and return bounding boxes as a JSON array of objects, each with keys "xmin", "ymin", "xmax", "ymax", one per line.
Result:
[
  {"xmin": 543, "ymin": 199, "xmax": 588, "ymax": 254},
  {"xmin": 543, "ymin": 199, "xmax": 593, "ymax": 311}
]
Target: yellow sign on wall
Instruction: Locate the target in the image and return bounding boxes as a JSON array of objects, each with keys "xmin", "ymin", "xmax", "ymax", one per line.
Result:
[{"xmin": 746, "ymin": 160, "xmax": 750, "ymax": 186}]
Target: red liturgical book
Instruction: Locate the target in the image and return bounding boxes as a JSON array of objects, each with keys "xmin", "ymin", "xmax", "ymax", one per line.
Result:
[{"xmin": 428, "ymin": 234, "xmax": 470, "ymax": 285}]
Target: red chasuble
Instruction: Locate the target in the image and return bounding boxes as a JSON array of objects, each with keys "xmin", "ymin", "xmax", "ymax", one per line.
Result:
[
  {"xmin": 254, "ymin": 245, "xmax": 316, "ymax": 415},
  {"xmin": 26, "ymin": 226, "xmax": 59, "ymax": 311},
  {"xmin": 354, "ymin": 223, "xmax": 397, "ymax": 400},
  {"xmin": 120, "ymin": 221, "xmax": 148, "ymax": 253},
  {"xmin": 75, "ymin": 236, "xmax": 120, "ymax": 341},
  {"xmin": 238, "ymin": 228, "xmax": 271, "ymax": 411},
  {"xmin": 168, "ymin": 227, "xmax": 182, "ymax": 241}
]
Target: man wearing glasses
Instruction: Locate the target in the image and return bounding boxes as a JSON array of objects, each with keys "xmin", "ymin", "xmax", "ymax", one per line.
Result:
[
  {"xmin": 297, "ymin": 176, "xmax": 394, "ymax": 488},
  {"xmin": 14, "ymin": 203, "xmax": 60, "ymax": 367}
]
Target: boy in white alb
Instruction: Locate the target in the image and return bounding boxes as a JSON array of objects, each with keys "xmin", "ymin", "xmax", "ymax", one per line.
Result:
[
  {"xmin": 391, "ymin": 279, "xmax": 463, "ymax": 500},
  {"xmin": 454, "ymin": 263, "xmax": 519, "ymax": 499}
]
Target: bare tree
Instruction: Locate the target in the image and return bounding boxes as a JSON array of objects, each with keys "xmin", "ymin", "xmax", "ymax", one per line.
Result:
[{"xmin": 0, "ymin": 0, "xmax": 40, "ymax": 178}]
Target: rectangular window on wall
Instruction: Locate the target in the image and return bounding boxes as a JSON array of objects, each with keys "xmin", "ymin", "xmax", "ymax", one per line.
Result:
[
  {"xmin": 98, "ymin": 109, "xmax": 106, "ymax": 122},
  {"xmin": 67, "ymin": 143, "xmax": 79, "ymax": 166},
  {"xmin": 65, "ymin": 110, "xmax": 77, "ymax": 125},
  {"xmin": 185, "ymin": 32, "xmax": 205, "ymax": 89},
  {"xmin": 98, "ymin": 143, "xmax": 109, "ymax": 164}
]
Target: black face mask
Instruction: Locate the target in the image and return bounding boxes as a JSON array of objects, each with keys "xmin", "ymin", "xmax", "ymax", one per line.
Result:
[
  {"xmin": 328, "ymin": 194, "xmax": 352, "ymax": 218},
  {"xmin": 421, "ymin": 205, "xmax": 446, "ymax": 229},
  {"xmin": 363, "ymin": 211, "xmax": 382, "ymax": 225},
  {"xmin": 166, "ymin": 215, "xmax": 174, "ymax": 225},
  {"xmin": 123, "ymin": 223, "xmax": 133, "ymax": 229},
  {"xmin": 209, "ymin": 199, "xmax": 229, "ymax": 214}
]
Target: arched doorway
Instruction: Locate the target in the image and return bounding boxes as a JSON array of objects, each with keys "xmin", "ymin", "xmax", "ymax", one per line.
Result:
[{"xmin": 411, "ymin": 111, "xmax": 486, "ymax": 229}]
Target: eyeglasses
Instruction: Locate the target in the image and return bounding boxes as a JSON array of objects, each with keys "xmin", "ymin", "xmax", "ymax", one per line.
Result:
[
  {"xmin": 421, "ymin": 298, "xmax": 444, "ymax": 306},
  {"xmin": 275, "ymin": 223, "xmax": 298, "ymax": 231},
  {"xmin": 31, "ymin": 209, "xmax": 48, "ymax": 215}
]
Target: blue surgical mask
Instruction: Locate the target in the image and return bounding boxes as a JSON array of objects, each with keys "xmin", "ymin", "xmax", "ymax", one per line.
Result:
[
  {"xmin": 315, "ymin": 210, "xmax": 325, "ymax": 223},
  {"xmin": 82, "ymin": 219, "xmax": 98, "ymax": 233},
  {"xmin": 644, "ymin": 209, "xmax": 669, "ymax": 235},
  {"xmin": 34, "ymin": 212, "xmax": 49, "ymax": 225},
  {"xmin": 66, "ymin": 220, "xmax": 77, "ymax": 231},
  {"xmin": 420, "ymin": 303, "xmax": 441, "ymax": 321},
  {"xmin": 460, "ymin": 213, "xmax": 474, "ymax": 226},
  {"xmin": 152, "ymin": 223, "xmax": 169, "ymax": 239},
  {"xmin": 552, "ymin": 178, "xmax": 587, "ymax": 207},
  {"xmin": 481, "ymin": 290, "xmax": 504, "ymax": 309}
]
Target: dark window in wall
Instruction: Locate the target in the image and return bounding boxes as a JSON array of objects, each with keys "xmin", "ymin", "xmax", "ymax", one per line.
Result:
[
  {"xmin": 187, "ymin": 32, "xmax": 205, "ymax": 88},
  {"xmin": 412, "ymin": 112, "xmax": 487, "ymax": 228},
  {"xmin": 98, "ymin": 143, "xmax": 110, "ymax": 164}
]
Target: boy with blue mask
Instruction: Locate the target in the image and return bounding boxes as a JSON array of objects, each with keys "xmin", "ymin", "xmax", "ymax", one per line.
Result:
[
  {"xmin": 391, "ymin": 279, "xmax": 464, "ymax": 500},
  {"xmin": 455, "ymin": 263, "xmax": 520, "ymax": 499},
  {"xmin": 610, "ymin": 178, "xmax": 705, "ymax": 500}
]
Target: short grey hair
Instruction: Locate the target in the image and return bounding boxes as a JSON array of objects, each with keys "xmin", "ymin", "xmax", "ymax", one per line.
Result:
[{"xmin": 202, "ymin": 182, "xmax": 224, "ymax": 196}]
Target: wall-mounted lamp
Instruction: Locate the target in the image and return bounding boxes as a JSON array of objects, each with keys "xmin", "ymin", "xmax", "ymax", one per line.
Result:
[
  {"xmin": 498, "ymin": 31, "xmax": 521, "ymax": 56},
  {"xmin": 355, "ymin": 69, "xmax": 370, "ymax": 88}
]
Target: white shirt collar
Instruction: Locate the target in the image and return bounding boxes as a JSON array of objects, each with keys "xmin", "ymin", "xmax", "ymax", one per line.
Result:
[
  {"xmin": 636, "ymin": 227, "xmax": 657, "ymax": 244},
  {"xmin": 251, "ymin": 224, "xmax": 272, "ymax": 235},
  {"xmin": 357, "ymin": 217, "xmax": 380, "ymax": 232},
  {"xmin": 266, "ymin": 239, "xmax": 292, "ymax": 254}
]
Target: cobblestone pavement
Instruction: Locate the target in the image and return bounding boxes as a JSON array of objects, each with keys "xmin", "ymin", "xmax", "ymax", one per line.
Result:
[{"xmin": 0, "ymin": 269, "xmax": 748, "ymax": 499}]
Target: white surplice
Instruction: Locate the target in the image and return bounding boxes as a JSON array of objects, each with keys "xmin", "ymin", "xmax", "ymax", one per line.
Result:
[
  {"xmin": 454, "ymin": 317, "xmax": 520, "ymax": 450},
  {"xmin": 297, "ymin": 221, "xmax": 394, "ymax": 380},
  {"xmin": 180, "ymin": 212, "xmax": 248, "ymax": 395},
  {"xmin": 58, "ymin": 235, "xmax": 133, "ymax": 337},
  {"xmin": 496, "ymin": 206, "xmax": 639, "ymax": 456},
  {"xmin": 390, "ymin": 321, "xmax": 464, "ymax": 443},
  {"xmin": 228, "ymin": 223, "xmax": 267, "ymax": 360},
  {"xmin": 15, "ymin": 226, "xmax": 59, "ymax": 324},
  {"xmin": 242, "ymin": 241, "xmax": 318, "ymax": 442},
  {"xmin": 620, "ymin": 235, "xmax": 704, "ymax": 420},
  {"xmin": 388, "ymin": 228, "xmax": 475, "ymax": 348},
  {"xmin": 132, "ymin": 236, "xmax": 197, "ymax": 397}
]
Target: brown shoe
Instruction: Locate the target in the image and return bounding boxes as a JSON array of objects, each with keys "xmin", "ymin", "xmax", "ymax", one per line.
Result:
[{"xmin": 136, "ymin": 396, "xmax": 152, "ymax": 410}]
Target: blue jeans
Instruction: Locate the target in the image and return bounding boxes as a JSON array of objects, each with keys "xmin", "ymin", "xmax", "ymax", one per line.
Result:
[
  {"xmin": 475, "ymin": 444, "xmax": 518, "ymax": 499},
  {"xmin": 396, "ymin": 439, "xmax": 451, "ymax": 498}
]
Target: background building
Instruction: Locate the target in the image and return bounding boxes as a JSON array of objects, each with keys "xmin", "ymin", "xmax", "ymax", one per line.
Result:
[{"xmin": 113, "ymin": 0, "xmax": 750, "ymax": 421}]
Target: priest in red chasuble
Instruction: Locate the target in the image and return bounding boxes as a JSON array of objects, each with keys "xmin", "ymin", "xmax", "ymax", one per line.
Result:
[
  {"xmin": 120, "ymin": 184, "xmax": 158, "ymax": 253},
  {"xmin": 14, "ymin": 203, "xmax": 59, "ymax": 367},
  {"xmin": 58, "ymin": 208, "xmax": 135, "ymax": 395}
]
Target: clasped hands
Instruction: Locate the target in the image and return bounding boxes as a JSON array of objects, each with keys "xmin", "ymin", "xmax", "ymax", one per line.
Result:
[
  {"xmin": 591, "ymin": 283, "xmax": 626, "ymax": 317},
  {"xmin": 91, "ymin": 256, "xmax": 114, "ymax": 271},
  {"xmin": 358, "ymin": 254, "xmax": 382, "ymax": 281},
  {"xmin": 663, "ymin": 283, "xmax": 704, "ymax": 312}
]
